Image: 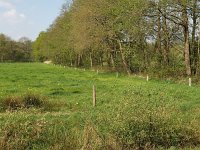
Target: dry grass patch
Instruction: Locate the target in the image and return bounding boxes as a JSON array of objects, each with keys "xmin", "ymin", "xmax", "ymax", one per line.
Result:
[{"xmin": 0, "ymin": 93, "xmax": 56, "ymax": 112}]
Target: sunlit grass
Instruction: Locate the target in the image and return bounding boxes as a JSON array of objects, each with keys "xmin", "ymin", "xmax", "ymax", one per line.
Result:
[{"xmin": 0, "ymin": 63, "xmax": 200, "ymax": 149}]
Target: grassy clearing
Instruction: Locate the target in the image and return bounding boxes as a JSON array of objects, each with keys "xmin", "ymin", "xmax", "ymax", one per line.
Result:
[{"xmin": 0, "ymin": 63, "xmax": 200, "ymax": 149}]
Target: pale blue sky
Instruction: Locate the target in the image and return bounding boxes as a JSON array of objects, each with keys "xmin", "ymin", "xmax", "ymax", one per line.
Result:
[{"xmin": 0, "ymin": 0, "xmax": 71, "ymax": 41}]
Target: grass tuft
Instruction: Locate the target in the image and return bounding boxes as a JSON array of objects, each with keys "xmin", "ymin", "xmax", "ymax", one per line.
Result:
[
  {"xmin": 0, "ymin": 96, "xmax": 22, "ymax": 111},
  {"xmin": 0, "ymin": 93, "xmax": 56, "ymax": 112},
  {"xmin": 22, "ymin": 93, "xmax": 46, "ymax": 108}
]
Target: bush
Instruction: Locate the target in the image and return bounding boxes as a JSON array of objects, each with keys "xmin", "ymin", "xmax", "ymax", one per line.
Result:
[
  {"xmin": 22, "ymin": 93, "xmax": 46, "ymax": 108},
  {"xmin": 0, "ymin": 96, "xmax": 22, "ymax": 111},
  {"xmin": 0, "ymin": 93, "xmax": 54, "ymax": 112}
]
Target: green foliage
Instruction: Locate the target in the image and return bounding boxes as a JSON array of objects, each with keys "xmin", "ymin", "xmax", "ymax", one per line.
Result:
[
  {"xmin": 32, "ymin": 0, "xmax": 200, "ymax": 77},
  {"xmin": 32, "ymin": 32, "xmax": 49, "ymax": 62},
  {"xmin": 33, "ymin": 0, "xmax": 151, "ymax": 72},
  {"xmin": 0, "ymin": 34, "xmax": 33, "ymax": 62}
]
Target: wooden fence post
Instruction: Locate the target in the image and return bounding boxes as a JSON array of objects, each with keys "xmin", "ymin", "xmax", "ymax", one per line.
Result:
[
  {"xmin": 189, "ymin": 78, "xmax": 192, "ymax": 87},
  {"xmin": 147, "ymin": 75, "xmax": 149, "ymax": 82},
  {"xmin": 93, "ymin": 85, "xmax": 96, "ymax": 107}
]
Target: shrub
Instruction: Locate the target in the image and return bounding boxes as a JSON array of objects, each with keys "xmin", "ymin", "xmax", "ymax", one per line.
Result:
[
  {"xmin": 0, "ymin": 93, "xmax": 55, "ymax": 112},
  {"xmin": 22, "ymin": 93, "xmax": 46, "ymax": 108},
  {"xmin": 0, "ymin": 96, "xmax": 22, "ymax": 111}
]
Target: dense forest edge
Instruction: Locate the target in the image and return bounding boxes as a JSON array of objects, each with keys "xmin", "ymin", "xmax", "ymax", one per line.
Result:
[
  {"xmin": 0, "ymin": 35, "xmax": 32, "ymax": 62},
  {"xmin": 32, "ymin": 0, "xmax": 200, "ymax": 80}
]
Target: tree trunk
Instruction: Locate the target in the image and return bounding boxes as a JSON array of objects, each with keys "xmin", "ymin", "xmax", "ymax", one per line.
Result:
[
  {"xmin": 110, "ymin": 51, "xmax": 115, "ymax": 69},
  {"xmin": 191, "ymin": 0, "xmax": 198, "ymax": 75},
  {"xmin": 99, "ymin": 55, "xmax": 103, "ymax": 67},
  {"xmin": 162, "ymin": 8, "xmax": 170, "ymax": 66},
  {"xmin": 197, "ymin": 18, "xmax": 200, "ymax": 75},
  {"xmin": 184, "ymin": 29, "xmax": 191, "ymax": 76},
  {"xmin": 1, "ymin": 55, "xmax": 3, "ymax": 62},
  {"xmin": 78, "ymin": 54, "xmax": 81, "ymax": 67},
  {"xmin": 117, "ymin": 40, "xmax": 131, "ymax": 75},
  {"xmin": 156, "ymin": 6, "xmax": 162, "ymax": 64},
  {"xmin": 71, "ymin": 60, "xmax": 73, "ymax": 67},
  {"xmin": 182, "ymin": 6, "xmax": 191, "ymax": 76},
  {"xmin": 90, "ymin": 52, "xmax": 93, "ymax": 68},
  {"xmin": 142, "ymin": 42, "xmax": 148, "ymax": 73}
]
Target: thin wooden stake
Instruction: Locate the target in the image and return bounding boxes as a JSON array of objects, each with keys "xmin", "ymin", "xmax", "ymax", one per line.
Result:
[
  {"xmin": 93, "ymin": 85, "xmax": 96, "ymax": 107},
  {"xmin": 147, "ymin": 75, "xmax": 149, "ymax": 82},
  {"xmin": 189, "ymin": 78, "xmax": 192, "ymax": 87}
]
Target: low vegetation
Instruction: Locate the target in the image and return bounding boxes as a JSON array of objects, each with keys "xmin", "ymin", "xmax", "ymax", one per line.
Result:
[
  {"xmin": 0, "ymin": 63, "xmax": 199, "ymax": 149},
  {"xmin": 0, "ymin": 93, "xmax": 53, "ymax": 112}
]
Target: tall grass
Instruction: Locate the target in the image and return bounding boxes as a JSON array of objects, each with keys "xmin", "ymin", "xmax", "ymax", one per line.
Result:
[{"xmin": 0, "ymin": 112, "xmax": 81, "ymax": 150}]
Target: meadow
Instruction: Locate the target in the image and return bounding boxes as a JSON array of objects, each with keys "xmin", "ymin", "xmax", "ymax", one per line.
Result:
[{"xmin": 0, "ymin": 63, "xmax": 200, "ymax": 150}]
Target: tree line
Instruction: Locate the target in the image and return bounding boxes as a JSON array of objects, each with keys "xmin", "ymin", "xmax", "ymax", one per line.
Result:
[
  {"xmin": 33, "ymin": 0, "xmax": 200, "ymax": 78},
  {"xmin": 0, "ymin": 34, "xmax": 32, "ymax": 62}
]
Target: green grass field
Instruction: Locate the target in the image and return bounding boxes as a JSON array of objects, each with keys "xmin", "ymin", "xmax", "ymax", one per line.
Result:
[{"xmin": 0, "ymin": 63, "xmax": 200, "ymax": 150}]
